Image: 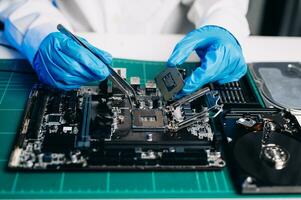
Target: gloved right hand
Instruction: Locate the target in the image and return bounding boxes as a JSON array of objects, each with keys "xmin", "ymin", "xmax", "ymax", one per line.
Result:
[
  {"xmin": 167, "ymin": 26, "xmax": 247, "ymax": 98},
  {"xmin": 33, "ymin": 32, "xmax": 112, "ymax": 90}
]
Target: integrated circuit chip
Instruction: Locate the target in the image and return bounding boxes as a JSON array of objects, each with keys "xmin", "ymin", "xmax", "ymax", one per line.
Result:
[{"xmin": 155, "ymin": 68, "xmax": 184, "ymax": 101}]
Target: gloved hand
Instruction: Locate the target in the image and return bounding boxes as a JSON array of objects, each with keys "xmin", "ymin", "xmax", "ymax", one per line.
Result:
[
  {"xmin": 167, "ymin": 25, "xmax": 247, "ymax": 97},
  {"xmin": 33, "ymin": 32, "xmax": 112, "ymax": 90}
]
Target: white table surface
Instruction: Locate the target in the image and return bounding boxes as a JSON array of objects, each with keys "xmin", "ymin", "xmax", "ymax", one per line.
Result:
[{"xmin": 0, "ymin": 33, "xmax": 301, "ymax": 63}]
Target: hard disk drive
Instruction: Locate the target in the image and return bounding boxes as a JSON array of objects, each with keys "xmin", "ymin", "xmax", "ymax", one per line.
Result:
[{"xmin": 221, "ymin": 62, "xmax": 301, "ymax": 194}]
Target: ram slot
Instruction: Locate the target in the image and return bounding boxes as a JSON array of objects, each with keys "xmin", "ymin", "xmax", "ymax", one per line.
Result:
[{"xmin": 76, "ymin": 94, "xmax": 91, "ymax": 148}]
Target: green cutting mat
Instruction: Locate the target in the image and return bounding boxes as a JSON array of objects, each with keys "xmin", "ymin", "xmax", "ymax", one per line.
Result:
[{"xmin": 0, "ymin": 59, "xmax": 291, "ymax": 199}]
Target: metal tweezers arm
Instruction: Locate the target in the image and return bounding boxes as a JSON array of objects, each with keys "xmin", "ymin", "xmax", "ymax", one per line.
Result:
[{"xmin": 57, "ymin": 24, "xmax": 137, "ymax": 106}]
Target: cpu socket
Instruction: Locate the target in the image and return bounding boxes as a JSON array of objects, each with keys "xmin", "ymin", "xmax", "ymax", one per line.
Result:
[{"xmin": 132, "ymin": 109, "xmax": 166, "ymax": 132}]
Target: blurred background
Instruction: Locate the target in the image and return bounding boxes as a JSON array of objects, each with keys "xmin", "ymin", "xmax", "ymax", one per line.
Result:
[
  {"xmin": 248, "ymin": 0, "xmax": 301, "ymax": 36},
  {"xmin": 0, "ymin": 0, "xmax": 300, "ymax": 36}
]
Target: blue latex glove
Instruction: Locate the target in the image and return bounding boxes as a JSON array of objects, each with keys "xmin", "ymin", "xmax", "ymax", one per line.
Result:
[
  {"xmin": 167, "ymin": 25, "xmax": 247, "ymax": 97},
  {"xmin": 33, "ymin": 32, "xmax": 111, "ymax": 90}
]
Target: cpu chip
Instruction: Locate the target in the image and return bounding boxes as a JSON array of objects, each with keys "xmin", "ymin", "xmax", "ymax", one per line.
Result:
[{"xmin": 155, "ymin": 68, "xmax": 184, "ymax": 101}]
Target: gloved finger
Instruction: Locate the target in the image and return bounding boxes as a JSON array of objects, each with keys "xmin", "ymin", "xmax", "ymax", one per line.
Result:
[
  {"xmin": 217, "ymin": 55, "xmax": 247, "ymax": 84},
  {"xmin": 41, "ymin": 41, "xmax": 96, "ymax": 84},
  {"xmin": 34, "ymin": 53, "xmax": 81, "ymax": 90},
  {"xmin": 34, "ymin": 33, "xmax": 93, "ymax": 81},
  {"xmin": 167, "ymin": 29, "xmax": 212, "ymax": 67},
  {"xmin": 180, "ymin": 45, "xmax": 225, "ymax": 95},
  {"xmin": 61, "ymin": 39, "xmax": 110, "ymax": 81},
  {"xmin": 62, "ymin": 39, "xmax": 110, "ymax": 80},
  {"xmin": 48, "ymin": 64, "xmax": 90, "ymax": 86},
  {"xmin": 79, "ymin": 37, "xmax": 113, "ymax": 66},
  {"xmin": 53, "ymin": 49, "xmax": 97, "ymax": 83},
  {"xmin": 218, "ymin": 63, "xmax": 247, "ymax": 84}
]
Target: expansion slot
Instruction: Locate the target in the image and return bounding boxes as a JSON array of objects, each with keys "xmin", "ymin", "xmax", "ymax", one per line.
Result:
[{"xmin": 27, "ymin": 90, "xmax": 48, "ymax": 139}]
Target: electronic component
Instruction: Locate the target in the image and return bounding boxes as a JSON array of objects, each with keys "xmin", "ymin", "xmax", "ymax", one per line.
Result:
[
  {"xmin": 223, "ymin": 109, "xmax": 301, "ymax": 194},
  {"xmin": 212, "ymin": 76, "xmax": 261, "ymax": 109},
  {"xmin": 132, "ymin": 109, "xmax": 165, "ymax": 132},
  {"xmin": 76, "ymin": 93, "xmax": 92, "ymax": 148},
  {"xmin": 250, "ymin": 62, "xmax": 301, "ymax": 110},
  {"xmin": 46, "ymin": 114, "xmax": 62, "ymax": 125},
  {"xmin": 145, "ymin": 80, "xmax": 157, "ymax": 95},
  {"xmin": 155, "ymin": 68, "xmax": 184, "ymax": 101},
  {"xmin": 166, "ymin": 87, "xmax": 222, "ymax": 132},
  {"xmin": 113, "ymin": 68, "xmax": 127, "ymax": 79},
  {"xmin": 130, "ymin": 76, "xmax": 141, "ymax": 91},
  {"xmin": 8, "ymin": 71, "xmax": 224, "ymax": 170}
]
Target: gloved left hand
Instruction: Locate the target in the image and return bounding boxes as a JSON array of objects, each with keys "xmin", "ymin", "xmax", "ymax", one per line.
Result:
[
  {"xmin": 33, "ymin": 32, "xmax": 112, "ymax": 90},
  {"xmin": 167, "ymin": 25, "xmax": 247, "ymax": 97}
]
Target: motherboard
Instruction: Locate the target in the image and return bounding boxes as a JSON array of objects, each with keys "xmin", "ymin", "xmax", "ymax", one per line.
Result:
[{"xmin": 8, "ymin": 68, "xmax": 225, "ymax": 170}]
